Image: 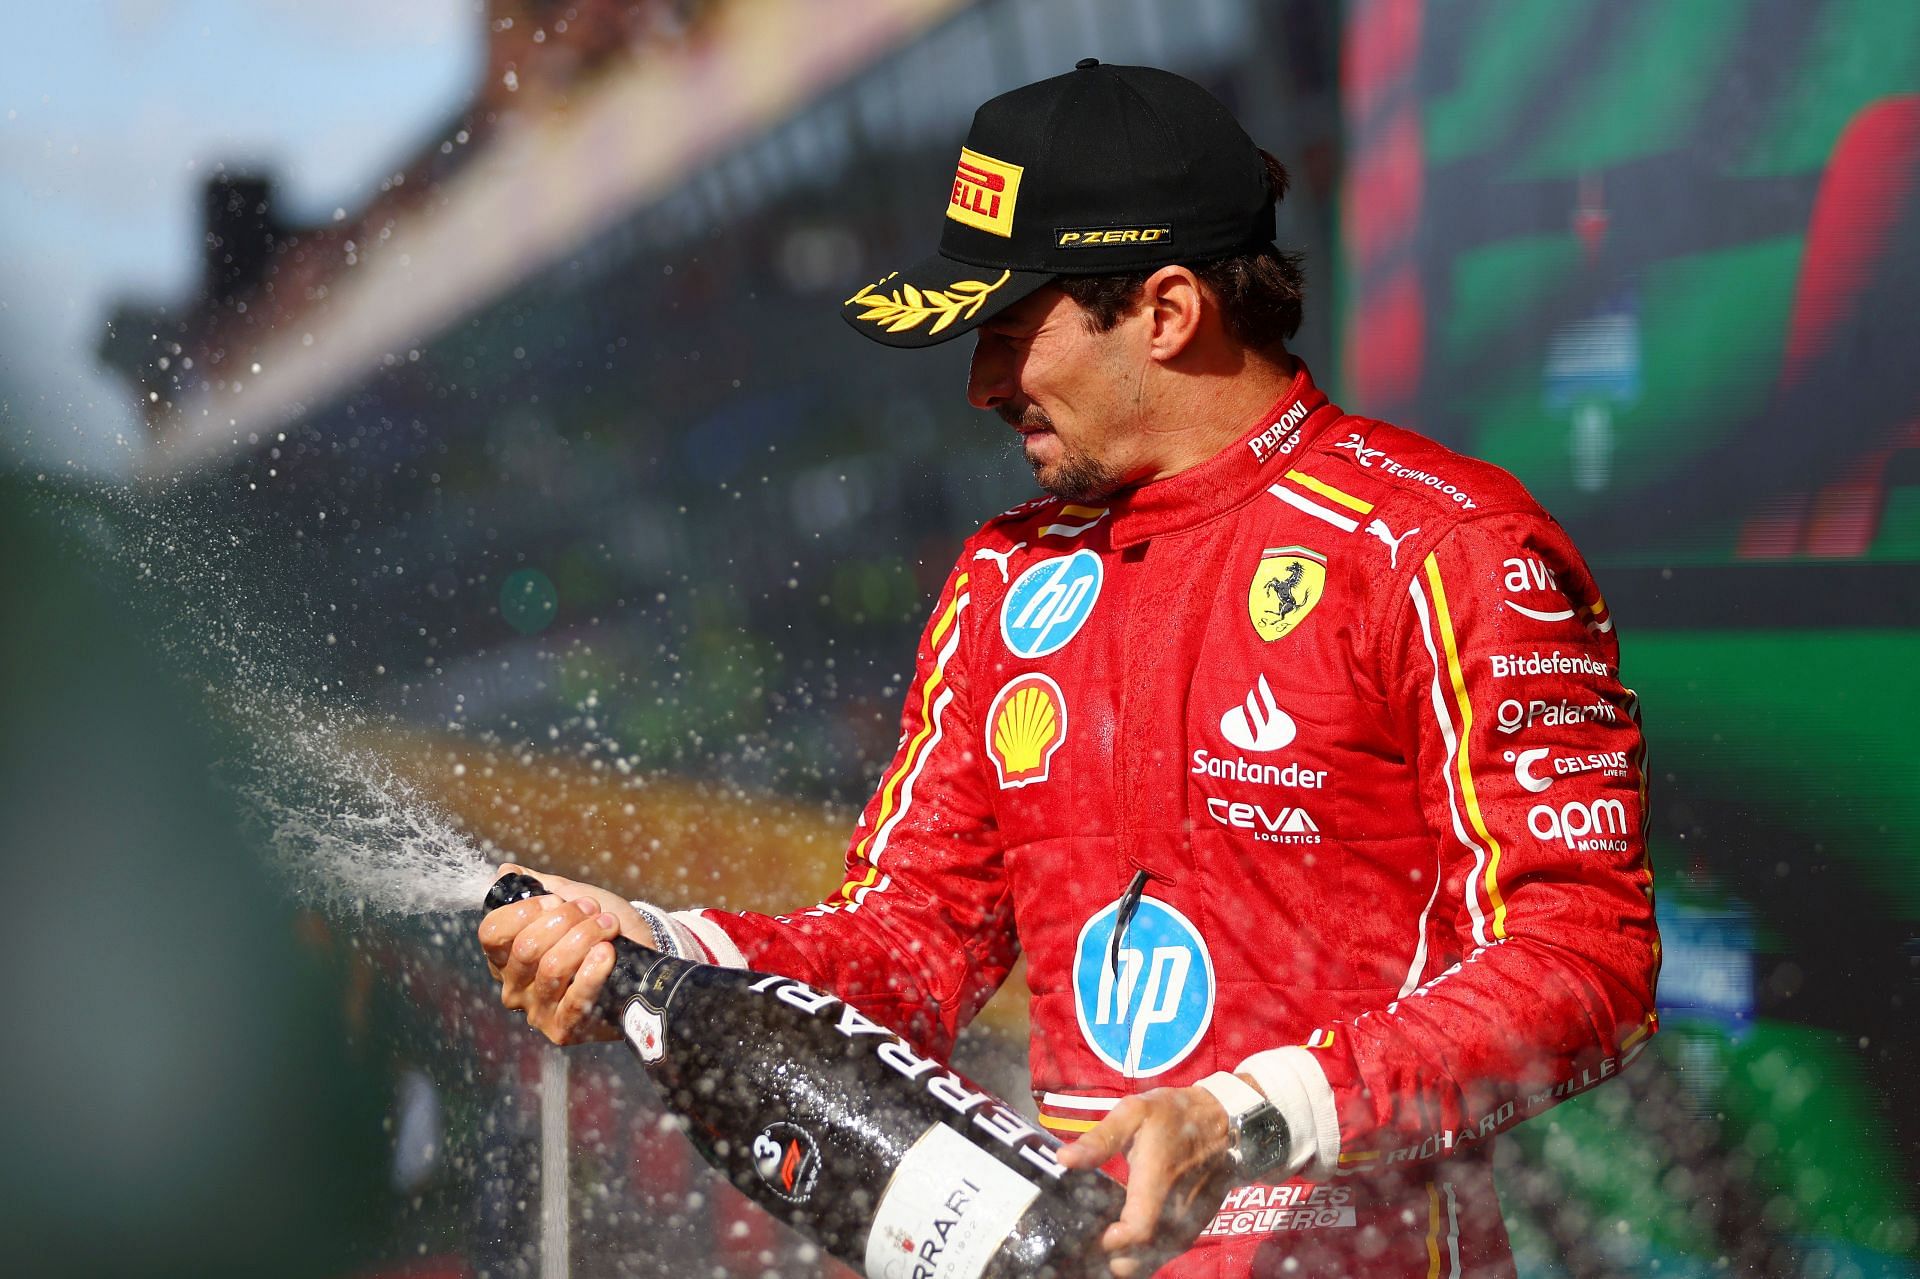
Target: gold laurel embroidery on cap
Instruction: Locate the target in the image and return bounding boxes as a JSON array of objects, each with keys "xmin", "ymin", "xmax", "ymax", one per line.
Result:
[{"xmin": 846, "ymin": 269, "xmax": 1013, "ymax": 335}]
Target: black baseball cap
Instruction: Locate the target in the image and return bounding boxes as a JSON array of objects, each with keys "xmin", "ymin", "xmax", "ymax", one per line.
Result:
[{"xmin": 842, "ymin": 59, "xmax": 1276, "ymax": 348}]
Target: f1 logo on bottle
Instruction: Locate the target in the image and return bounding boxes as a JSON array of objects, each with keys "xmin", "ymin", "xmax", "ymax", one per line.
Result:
[
  {"xmin": 1072, "ymin": 895, "xmax": 1215, "ymax": 1078},
  {"xmin": 1001, "ymin": 550, "xmax": 1102, "ymax": 658}
]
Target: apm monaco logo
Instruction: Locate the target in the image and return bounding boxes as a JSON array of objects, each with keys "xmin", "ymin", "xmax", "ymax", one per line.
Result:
[
  {"xmin": 986, "ymin": 673, "xmax": 1067, "ymax": 789},
  {"xmin": 1527, "ymin": 797, "xmax": 1632, "ymax": 852},
  {"xmin": 1001, "ymin": 550, "xmax": 1102, "ymax": 658},
  {"xmin": 947, "ymin": 146, "xmax": 1023, "ymax": 237},
  {"xmin": 751, "ymin": 1122, "xmax": 822, "ymax": 1204}
]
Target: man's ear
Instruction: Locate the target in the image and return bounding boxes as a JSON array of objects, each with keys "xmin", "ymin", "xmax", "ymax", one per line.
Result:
[{"xmin": 1141, "ymin": 265, "xmax": 1205, "ymax": 362}]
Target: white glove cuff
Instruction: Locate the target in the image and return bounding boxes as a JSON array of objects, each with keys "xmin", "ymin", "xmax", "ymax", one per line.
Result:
[
  {"xmin": 1194, "ymin": 1069, "xmax": 1267, "ymax": 1117},
  {"xmin": 1235, "ymin": 1047, "xmax": 1342, "ymax": 1181},
  {"xmin": 668, "ymin": 909, "xmax": 747, "ymax": 968},
  {"xmin": 626, "ymin": 901, "xmax": 747, "ymax": 968}
]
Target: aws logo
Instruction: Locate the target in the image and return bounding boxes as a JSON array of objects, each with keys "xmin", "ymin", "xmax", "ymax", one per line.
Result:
[{"xmin": 1072, "ymin": 895, "xmax": 1215, "ymax": 1078}]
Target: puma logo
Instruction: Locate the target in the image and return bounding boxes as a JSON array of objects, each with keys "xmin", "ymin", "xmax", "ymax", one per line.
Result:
[
  {"xmin": 1365, "ymin": 518, "xmax": 1419, "ymax": 569},
  {"xmin": 972, "ymin": 541, "xmax": 1027, "ymax": 583}
]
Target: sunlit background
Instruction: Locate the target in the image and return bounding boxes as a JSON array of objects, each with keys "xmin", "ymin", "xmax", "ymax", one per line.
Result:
[{"xmin": 1, "ymin": 1, "xmax": 1915, "ymax": 1277}]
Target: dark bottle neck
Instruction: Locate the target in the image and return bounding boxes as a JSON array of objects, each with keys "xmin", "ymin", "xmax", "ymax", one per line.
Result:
[{"xmin": 483, "ymin": 872, "xmax": 678, "ymax": 1026}]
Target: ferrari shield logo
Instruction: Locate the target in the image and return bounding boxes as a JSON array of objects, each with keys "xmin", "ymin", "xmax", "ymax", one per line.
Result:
[{"xmin": 1248, "ymin": 547, "xmax": 1327, "ymax": 642}]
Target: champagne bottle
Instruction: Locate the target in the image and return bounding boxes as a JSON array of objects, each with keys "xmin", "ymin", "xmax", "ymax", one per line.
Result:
[{"xmin": 485, "ymin": 872, "xmax": 1125, "ymax": 1278}]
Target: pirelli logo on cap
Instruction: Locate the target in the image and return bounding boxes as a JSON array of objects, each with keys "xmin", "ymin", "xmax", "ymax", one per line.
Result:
[
  {"xmin": 948, "ymin": 147, "xmax": 1023, "ymax": 237},
  {"xmin": 1055, "ymin": 225, "xmax": 1174, "ymax": 249}
]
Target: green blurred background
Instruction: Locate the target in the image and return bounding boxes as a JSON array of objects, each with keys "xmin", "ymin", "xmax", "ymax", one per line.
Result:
[{"xmin": 1, "ymin": 1, "xmax": 1914, "ymax": 1276}]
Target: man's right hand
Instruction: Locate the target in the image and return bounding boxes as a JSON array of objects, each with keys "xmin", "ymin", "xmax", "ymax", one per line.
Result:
[{"xmin": 477, "ymin": 863, "xmax": 645, "ymax": 1044}]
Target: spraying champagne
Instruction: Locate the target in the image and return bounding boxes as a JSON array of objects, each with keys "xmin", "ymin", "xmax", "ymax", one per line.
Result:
[{"xmin": 484, "ymin": 872, "xmax": 1125, "ymax": 1278}]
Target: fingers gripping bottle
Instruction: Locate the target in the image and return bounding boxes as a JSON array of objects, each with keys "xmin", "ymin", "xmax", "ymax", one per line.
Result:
[{"xmin": 485, "ymin": 873, "xmax": 1124, "ymax": 1278}]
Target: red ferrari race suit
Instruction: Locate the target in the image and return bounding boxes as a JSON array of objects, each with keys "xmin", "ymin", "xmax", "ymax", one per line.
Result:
[{"xmin": 662, "ymin": 362, "xmax": 1659, "ymax": 1278}]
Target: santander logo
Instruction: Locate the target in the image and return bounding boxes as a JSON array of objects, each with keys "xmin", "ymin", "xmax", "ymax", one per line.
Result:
[{"xmin": 1220, "ymin": 675, "xmax": 1296, "ymax": 753}]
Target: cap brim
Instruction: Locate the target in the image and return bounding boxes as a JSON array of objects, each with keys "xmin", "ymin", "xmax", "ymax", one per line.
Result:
[{"xmin": 841, "ymin": 253, "xmax": 1054, "ymax": 348}]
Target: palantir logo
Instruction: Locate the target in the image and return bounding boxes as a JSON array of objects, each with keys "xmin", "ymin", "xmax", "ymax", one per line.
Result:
[
  {"xmin": 1220, "ymin": 674, "xmax": 1295, "ymax": 753},
  {"xmin": 1072, "ymin": 896, "xmax": 1215, "ymax": 1078},
  {"xmin": 1001, "ymin": 550, "xmax": 1102, "ymax": 658}
]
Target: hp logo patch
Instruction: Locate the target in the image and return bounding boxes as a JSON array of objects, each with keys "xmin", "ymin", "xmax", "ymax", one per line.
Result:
[
  {"xmin": 1072, "ymin": 895, "xmax": 1215, "ymax": 1078},
  {"xmin": 1001, "ymin": 550, "xmax": 1102, "ymax": 658}
]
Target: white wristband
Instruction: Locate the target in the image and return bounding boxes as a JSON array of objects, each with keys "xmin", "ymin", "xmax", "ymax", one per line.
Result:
[
  {"xmin": 1236, "ymin": 1047, "xmax": 1341, "ymax": 1181},
  {"xmin": 1195, "ymin": 1069, "xmax": 1266, "ymax": 1118}
]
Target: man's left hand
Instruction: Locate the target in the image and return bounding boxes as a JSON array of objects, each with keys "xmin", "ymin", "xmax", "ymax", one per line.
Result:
[{"xmin": 1055, "ymin": 1085, "xmax": 1237, "ymax": 1277}]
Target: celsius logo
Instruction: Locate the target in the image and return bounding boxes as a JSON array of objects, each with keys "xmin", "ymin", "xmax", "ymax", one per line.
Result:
[
  {"xmin": 1506, "ymin": 748, "xmax": 1552, "ymax": 793},
  {"xmin": 1001, "ymin": 550, "xmax": 1102, "ymax": 658},
  {"xmin": 1555, "ymin": 750, "xmax": 1632, "ymax": 779},
  {"xmin": 1073, "ymin": 896, "xmax": 1215, "ymax": 1078},
  {"xmin": 751, "ymin": 1123, "xmax": 821, "ymax": 1203},
  {"xmin": 1220, "ymin": 674, "xmax": 1296, "ymax": 752},
  {"xmin": 1528, "ymin": 798, "xmax": 1631, "ymax": 850}
]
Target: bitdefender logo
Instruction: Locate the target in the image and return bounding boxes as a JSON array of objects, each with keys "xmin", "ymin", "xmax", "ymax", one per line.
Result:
[{"xmin": 1220, "ymin": 674, "xmax": 1295, "ymax": 752}]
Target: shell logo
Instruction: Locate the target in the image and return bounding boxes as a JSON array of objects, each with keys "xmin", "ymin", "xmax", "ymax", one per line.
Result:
[{"xmin": 985, "ymin": 673, "xmax": 1068, "ymax": 789}]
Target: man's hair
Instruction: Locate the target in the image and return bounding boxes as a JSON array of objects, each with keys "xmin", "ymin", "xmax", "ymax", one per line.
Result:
[{"xmin": 1057, "ymin": 150, "xmax": 1305, "ymax": 348}]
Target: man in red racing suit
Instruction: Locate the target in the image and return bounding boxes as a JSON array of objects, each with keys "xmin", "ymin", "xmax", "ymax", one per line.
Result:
[
  {"xmin": 658, "ymin": 362, "xmax": 1658, "ymax": 1278},
  {"xmin": 481, "ymin": 62, "xmax": 1657, "ymax": 1278}
]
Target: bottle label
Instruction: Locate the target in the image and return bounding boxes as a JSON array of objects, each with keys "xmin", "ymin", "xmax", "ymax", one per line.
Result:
[
  {"xmin": 621, "ymin": 997, "xmax": 665, "ymax": 1063},
  {"xmin": 865, "ymin": 1124, "xmax": 1039, "ymax": 1279}
]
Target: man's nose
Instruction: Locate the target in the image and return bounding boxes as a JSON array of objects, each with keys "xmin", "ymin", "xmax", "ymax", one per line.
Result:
[{"xmin": 967, "ymin": 335, "xmax": 1011, "ymax": 412}]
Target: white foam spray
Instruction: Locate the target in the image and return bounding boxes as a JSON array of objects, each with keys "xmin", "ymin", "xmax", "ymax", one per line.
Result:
[{"xmin": 69, "ymin": 478, "xmax": 501, "ymax": 917}]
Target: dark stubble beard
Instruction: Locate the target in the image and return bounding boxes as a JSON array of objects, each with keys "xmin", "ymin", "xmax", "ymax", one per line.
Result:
[{"xmin": 997, "ymin": 404, "xmax": 1125, "ymax": 503}]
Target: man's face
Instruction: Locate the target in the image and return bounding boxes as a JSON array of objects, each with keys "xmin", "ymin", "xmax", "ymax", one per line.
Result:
[{"xmin": 966, "ymin": 285, "xmax": 1144, "ymax": 503}]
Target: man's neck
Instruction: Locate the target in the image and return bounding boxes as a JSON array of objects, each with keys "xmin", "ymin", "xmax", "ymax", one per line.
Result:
[{"xmin": 1131, "ymin": 350, "xmax": 1299, "ymax": 485}]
